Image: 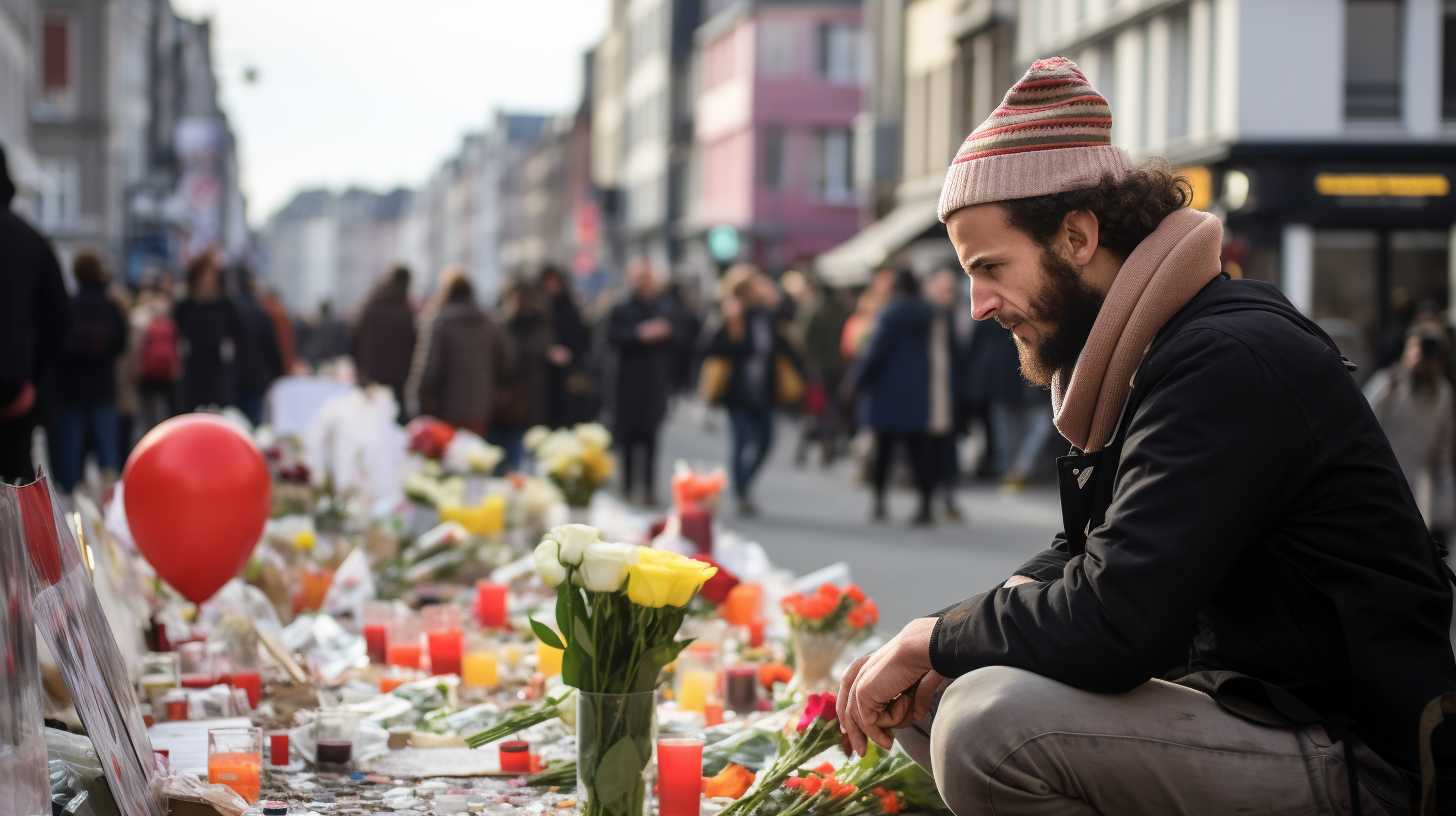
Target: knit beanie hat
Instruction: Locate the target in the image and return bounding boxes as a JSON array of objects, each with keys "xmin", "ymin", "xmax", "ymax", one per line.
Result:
[{"xmin": 938, "ymin": 56, "xmax": 1131, "ymax": 222}]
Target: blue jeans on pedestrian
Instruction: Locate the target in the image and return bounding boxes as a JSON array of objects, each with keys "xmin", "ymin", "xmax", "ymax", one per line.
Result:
[
  {"xmin": 727, "ymin": 405, "xmax": 775, "ymax": 500},
  {"xmin": 487, "ymin": 428, "xmax": 526, "ymax": 474},
  {"xmin": 52, "ymin": 401, "xmax": 120, "ymax": 493}
]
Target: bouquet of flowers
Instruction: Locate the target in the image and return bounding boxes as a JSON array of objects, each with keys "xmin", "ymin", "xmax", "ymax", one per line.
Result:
[
  {"xmin": 464, "ymin": 687, "xmax": 577, "ymax": 748},
  {"xmin": 781, "ymin": 584, "xmax": 879, "ymax": 691},
  {"xmin": 719, "ymin": 693, "xmax": 844, "ymax": 816},
  {"xmin": 758, "ymin": 744, "xmax": 948, "ymax": 816},
  {"xmin": 671, "ymin": 462, "xmax": 727, "ymax": 511},
  {"xmin": 524, "ymin": 424, "xmax": 616, "ymax": 509},
  {"xmin": 530, "ymin": 524, "xmax": 717, "ymax": 816}
]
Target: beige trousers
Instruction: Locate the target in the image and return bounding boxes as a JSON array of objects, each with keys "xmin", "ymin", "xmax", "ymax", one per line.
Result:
[{"xmin": 894, "ymin": 666, "xmax": 1410, "ymax": 815}]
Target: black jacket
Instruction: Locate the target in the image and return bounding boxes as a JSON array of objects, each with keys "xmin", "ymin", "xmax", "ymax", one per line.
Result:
[
  {"xmin": 56, "ymin": 283, "xmax": 128, "ymax": 405},
  {"xmin": 606, "ymin": 294, "xmax": 679, "ymax": 435},
  {"xmin": 233, "ymin": 293, "xmax": 282, "ymax": 398},
  {"xmin": 173, "ymin": 296, "xmax": 242, "ymax": 411},
  {"xmin": 0, "ymin": 207, "xmax": 69, "ymax": 411},
  {"xmin": 929, "ymin": 277, "xmax": 1456, "ymax": 783},
  {"xmin": 701, "ymin": 304, "xmax": 801, "ymax": 409}
]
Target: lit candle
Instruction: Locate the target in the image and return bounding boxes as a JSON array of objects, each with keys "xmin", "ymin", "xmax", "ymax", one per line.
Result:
[
  {"xmin": 677, "ymin": 669, "xmax": 715, "ymax": 713},
  {"xmin": 474, "ymin": 581, "xmax": 508, "ymax": 629},
  {"xmin": 656, "ymin": 737, "xmax": 704, "ymax": 816},
  {"xmin": 426, "ymin": 628, "xmax": 463, "ymax": 676},
  {"xmin": 725, "ymin": 666, "xmax": 758, "ymax": 714},
  {"xmin": 536, "ymin": 640, "xmax": 563, "ymax": 677},
  {"xmin": 386, "ymin": 641, "xmax": 423, "ymax": 669},
  {"xmin": 499, "ymin": 739, "xmax": 531, "ymax": 774},
  {"xmin": 363, "ymin": 623, "xmax": 388, "ymax": 664},
  {"xmin": 225, "ymin": 670, "xmax": 262, "ymax": 709},
  {"xmin": 462, "ymin": 650, "xmax": 500, "ymax": 689}
]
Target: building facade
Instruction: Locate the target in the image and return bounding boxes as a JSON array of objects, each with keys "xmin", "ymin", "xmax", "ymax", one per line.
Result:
[
  {"xmin": 1, "ymin": 0, "xmax": 43, "ymax": 214},
  {"xmin": 683, "ymin": 0, "xmax": 866, "ymax": 277}
]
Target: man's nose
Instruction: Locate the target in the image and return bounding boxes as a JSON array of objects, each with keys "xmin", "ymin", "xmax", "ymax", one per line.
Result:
[{"xmin": 969, "ymin": 281, "xmax": 1000, "ymax": 322}]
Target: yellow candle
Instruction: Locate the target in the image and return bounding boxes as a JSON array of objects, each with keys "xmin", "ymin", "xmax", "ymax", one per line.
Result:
[
  {"xmin": 536, "ymin": 640, "xmax": 563, "ymax": 677},
  {"xmin": 501, "ymin": 643, "xmax": 524, "ymax": 668},
  {"xmin": 677, "ymin": 668, "xmax": 715, "ymax": 713},
  {"xmin": 462, "ymin": 651, "xmax": 500, "ymax": 689}
]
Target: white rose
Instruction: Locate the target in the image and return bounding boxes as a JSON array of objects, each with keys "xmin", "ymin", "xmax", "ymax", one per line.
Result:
[
  {"xmin": 577, "ymin": 540, "xmax": 638, "ymax": 592},
  {"xmin": 574, "ymin": 423, "xmax": 611, "ymax": 451},
  {"xmin": 555, "ymin": 686, "xmax": 578, "ymax": 731},
  {"xmin": 524, "ymin": 426, "xmax": 550, "ymax": 451},
  {"xmin": 532, "ymin": 538, "xmax": 566, "ymax": 587},
  {"xmin": 551, "ymin": 524, "xmax": 598, "ymax": 566}
]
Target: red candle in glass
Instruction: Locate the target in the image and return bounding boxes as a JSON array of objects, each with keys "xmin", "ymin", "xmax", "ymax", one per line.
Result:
[
  {"xmin": 180, "ymin": 673, "xmax": 216, "ymax": 689},
  {"xmin": 363, "ymin": 624, "xmax": 388, "ymax": 664},
  {"xmin": 678, "ymin": 506, "xmax": 713, "ymax": 555},
  {"xmin": 166, "ymin": 698, "xmax": 188, "ymax": 721},
  {"xmin": 386, "ymin": 642, "xmax": 423, "ymax": 669},
  {"xmin": 474, "ymin": 581, "xmax": 508, "ymax": 629},
  {"xmin": 227, "ymin": 671, "xmax": 263, "ymax": 709},
  {"xmin": 657, "ymin": 737, "xmax": 704, "ymax": 816},
  {"xmin": 499, "ymin": 740, "xmax": 531, "ymax": 773},
  {"xmin": 426, "ymin": 628, "xmax": 463, "ymax": 676},
  {"xmin": 269, "ymin": 733, "xmax": 290, "ymax": 767}
]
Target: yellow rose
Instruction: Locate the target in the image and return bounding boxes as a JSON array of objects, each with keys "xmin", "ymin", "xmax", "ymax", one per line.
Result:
[
  {"xmin": 635, "ymin": 548, "xmax": 716, "ymax": 606},
  {"xmin": 292, "ymin": 530, "xmax": 317, "ymax": 552},
  {"xmin": 581, "ymin": 448, "xmax": 615, "ymax": 482},
  {"xmin": 478, "ymin": 494, "xmax": 507, "ymax": 536},
  {"xmin": 627, "ymin": 562, "xmax": 678, "ymax": 608}
]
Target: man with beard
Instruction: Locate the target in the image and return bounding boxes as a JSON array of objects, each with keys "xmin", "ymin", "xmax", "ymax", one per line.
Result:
[{"xmin": 836, "ymin": 57, "xmax": 1456, "ymax": 814}]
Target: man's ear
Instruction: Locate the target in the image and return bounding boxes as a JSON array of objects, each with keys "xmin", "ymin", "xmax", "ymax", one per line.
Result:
[{"xmin": 1060, "ymin": 210, "xmax": 1101, "ymax": 266}]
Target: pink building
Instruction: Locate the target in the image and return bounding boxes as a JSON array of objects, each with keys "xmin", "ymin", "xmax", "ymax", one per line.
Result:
[{"xmin": 686, "ymin": 0, "xmax": 864, "ymax": 273}]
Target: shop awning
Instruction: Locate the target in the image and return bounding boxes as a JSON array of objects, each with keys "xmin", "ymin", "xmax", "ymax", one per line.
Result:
[{"xmin": 816, "ymin": 198, "xmax": 941, "ymax": 287}]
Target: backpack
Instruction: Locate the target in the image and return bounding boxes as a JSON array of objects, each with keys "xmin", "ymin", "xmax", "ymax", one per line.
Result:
[{"xmin": 140, "ymin": 315, "xmax": 181, "ymax": 383}]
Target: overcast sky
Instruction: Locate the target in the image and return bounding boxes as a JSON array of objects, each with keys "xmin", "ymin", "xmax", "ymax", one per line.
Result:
[{"xmin": 172, "ymin": 1, "xmax": 608, "ymax": 225}]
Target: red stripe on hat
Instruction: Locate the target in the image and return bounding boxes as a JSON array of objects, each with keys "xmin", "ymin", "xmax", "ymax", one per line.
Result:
[
  {"xmin": 1014, "ymin": 77, "xmax": 1087, "ymax": 91},
  {"xmin": 952, "ymin": 140, "xmax": 1107, "ymax": 164},
  {"xmin": 991, "ymin": 95, "xmax": 1108, "ymax": 116},
  {"xmin": 970, "ymin": 116, "xmax": 1113, "ymax": 140}
]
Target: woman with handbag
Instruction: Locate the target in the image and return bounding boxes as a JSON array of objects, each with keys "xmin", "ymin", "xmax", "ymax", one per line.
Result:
[{"xmin": 700, "ymin": 264, "xmax": 802, "ymax": 517}]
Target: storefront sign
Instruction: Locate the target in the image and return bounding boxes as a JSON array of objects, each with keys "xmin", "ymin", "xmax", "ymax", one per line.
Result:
[{"xmin": 1314, "ymin": 173, "xmax": 1450, "ymax": 198}]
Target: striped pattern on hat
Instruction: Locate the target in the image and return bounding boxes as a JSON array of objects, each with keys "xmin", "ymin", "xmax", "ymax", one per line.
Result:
[{"xmin": 938, "ymin": 56, "xmax": 1130, "ymax": 222}]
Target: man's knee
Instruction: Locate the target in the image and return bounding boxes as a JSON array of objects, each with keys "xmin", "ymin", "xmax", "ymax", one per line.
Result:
[{"xmin": 928, "ymin": 666, "xmax": 1067, "ymax": 792}]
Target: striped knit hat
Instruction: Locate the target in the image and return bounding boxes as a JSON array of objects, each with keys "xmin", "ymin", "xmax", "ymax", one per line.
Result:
[{"xmin": 938, "ymin": 56, "xmax": 1131, "ymax": 222}]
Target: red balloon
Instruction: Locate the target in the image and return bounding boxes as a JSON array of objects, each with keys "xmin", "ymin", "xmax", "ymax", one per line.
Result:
[{"xmin": 123, "ymin": 414, "xmax": 271, "ymax": 605}]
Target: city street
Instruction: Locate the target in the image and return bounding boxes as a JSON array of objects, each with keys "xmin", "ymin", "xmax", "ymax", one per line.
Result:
[{"xmin": 654, "ymin": 403, "xmax": 1063, "ymax": 630}]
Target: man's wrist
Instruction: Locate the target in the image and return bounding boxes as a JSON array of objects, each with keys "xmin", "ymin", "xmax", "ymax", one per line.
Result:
[{"xmin": 898, "ymin": 617, "xmax": 939, "ymax": 673}]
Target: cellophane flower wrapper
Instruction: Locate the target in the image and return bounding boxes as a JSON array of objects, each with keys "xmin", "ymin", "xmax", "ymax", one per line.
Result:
[
  {"xmin": 0, "ymin": 482, "xmax": 48, "ymax": 816},
  {"xmin": 8, "ymin": 476, "xmax": 164, "ymax": 815}
]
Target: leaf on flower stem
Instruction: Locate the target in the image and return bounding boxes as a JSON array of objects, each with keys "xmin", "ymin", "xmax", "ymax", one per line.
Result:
[
  {"xmin": 562, "ymin": 642, "xmax": 583, "ymax": 688},
  {"xmin": 572, "ymin": 618, "xmax": 595, "ymax": 660},
  {"xmin": 556, "ymin": 583, "xmax": 574, "ymax": 639},
  {"xmin": 530, "ymin": 617, "xmax": 564, "ymax": 650},
  {"xmin": 593, "ymin": 736, "xmax": 644, "ymax": 805}
]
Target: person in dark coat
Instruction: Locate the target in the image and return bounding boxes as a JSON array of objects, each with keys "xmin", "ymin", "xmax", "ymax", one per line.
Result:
[
  {"xmin": 700, "ymin": 264, "xmax": 799, "ymax": 516},
  {"xmin": 606, "ymin": 258, "xmax": 679, "ymax": 505},
  {"xmin": 51, "ymin": 252, "xmax": 128, "ymax": 494},
  {"xmin": 352, "ymin": 265, "xmax": 417, "ymax": 416},
  {"xmin": 924, "ymin": 267, "xmax": 967, "ymax": 520},
  {"xmin": 796, "ymin": 282, "xmax": 853, "ymax": 468},
  {"xmin": 490, "ymin": 279, "xmax": 552, "ymax": 470},
  {"xmin": 173, "ymin": 252, "xmax": 242, "ymax": 412},
  {"xmin": 0, "ymin": 143, "xmax": 70, "ymax": 483},
  {"xmin": 838, "ymin": 56, "xmax": 1455, "ymax": 811},
  {"xmin": 231, "ymin": 265, "xmax": 283, "ymax": 426},
  {"xmin": 408, "ymin": 272, "xmax": 509, "ymax": 435},
  {"xmin": 540, "ymin": 265, "xmax": 594, "ymax": 428},
  {"xmin": 850, "ymin": 269, "xmax": 939, "ymax": 525},
  {"xmin": 304, "ymin": 300, "xmax": 350, "ymax": 366}
]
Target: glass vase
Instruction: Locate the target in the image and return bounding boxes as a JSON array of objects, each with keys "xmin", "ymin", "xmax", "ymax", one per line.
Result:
[
  {"xmin": 577, "ymin": 690, "xmax": 657, "ymax": 816},
  {"xmin": 791, "ymin": 629, "xmax": 849, "ymax": 693}
]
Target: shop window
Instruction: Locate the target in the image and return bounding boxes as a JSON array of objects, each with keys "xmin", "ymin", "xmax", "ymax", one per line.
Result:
[
  {"xmin": 759, "ymin": 127, "xmax": 785, "ymax": 190},
  {"xmin": 1345, "ymin": 0, "xmax": 1404, "ymax": 121},
  {"xmin": 1167, "ymin": 8, "xmax": 1191, "ymax": 142},
  {"xmin": 817, "ymin": 23, "xmax": 861, "ymax": 85},
  {"xmin": 1313, "ymin": 230, "xmax": 1381, "ymax": 363},
  {"xmin": 812, "ymin": 128, "xmax": 854, "ymax": 203}
]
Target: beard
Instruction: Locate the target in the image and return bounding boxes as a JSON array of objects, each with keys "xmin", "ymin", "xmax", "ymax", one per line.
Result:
[{"xmin": 1012, "ymin": 249, "xmax": 1105, "ymax": 387}]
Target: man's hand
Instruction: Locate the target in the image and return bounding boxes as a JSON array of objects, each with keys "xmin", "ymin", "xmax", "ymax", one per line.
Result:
[
  {"xmin": 1003, "ymin": 574, "xmax": 1037, "ymax": 588},
  {"xmin": 637, "ymin": 318, "xmax": 673, "ymax": 342},
  {"xmin": 837, "ymin": 617, "xmax": 943, "ymax": 755},
  {"xmin": 548, "ymin": 345, "xmax": 572, "ymax": 366}
]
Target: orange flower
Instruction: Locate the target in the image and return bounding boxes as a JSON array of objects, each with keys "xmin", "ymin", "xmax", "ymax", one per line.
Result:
[
  {"xmin": 847, "ymin": 606, "xmax": 870, "ymax": 629},
  {"xmin": 817, "ymin": 582, "xmax": 840, "ymax": 601},
  {"xmin": 845, "ymin": 584, "xmax": 866, "ymax": 604},
  {"xmin": 799, "ymin": 775, "xmax": 823, "ymax": 796},
  {"xmin": 874, "ymin": 786, "xmax": 903, "ymax": 814},
  {"xmin": 814, "ymin": 762, "xmax": 836, "ymax": 776},
  {"xmin": 861, "ymin": 599, "xmax": 879, "ymax": 625},
  {"xmin": 826, "ymin": 779, "xmax": 858, "ymax": 799},
  {"xmin": 757, "ymin": 662, "xmax": 793, "ymax": 690},
  {"xmin": 702, "ymin": 763, "xmax": 756, "ymax": 799}
]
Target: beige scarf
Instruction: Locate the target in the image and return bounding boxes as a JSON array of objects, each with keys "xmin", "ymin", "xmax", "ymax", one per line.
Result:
[{"xmin": 1050, "ymin": 208, "xmax": 1224, "ymax": 452}]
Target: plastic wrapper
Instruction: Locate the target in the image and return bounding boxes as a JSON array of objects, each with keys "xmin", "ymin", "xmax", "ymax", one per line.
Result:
[
  {"xmin": 71, "ymin": 496, "xmax": 149, "ymax": 678},
  {"xmin": 280, "ymin": 613, "xmax": 366, "ymax": 684},
  {"xmin": 45, "ymin": 727, "xmax": 114, "ymax": 816},
  {"xmin": 158, "ymin": 772, "xmax": 248, "ymax": 816},
  {"xmin": 320, "ymin": 546, "xmax": 374, "ymax": 625},
  {"xmin": 0, "ymin": 485, "xmax": 48, "ymax": 816},
  {"xmin": 8, "ymin": 477, "xmax": 163, "ymax": 816},
  {"xmin": 303, "ymin": 385, "xmax": 407, "ymax": 509},
  {"xmin": 199, "ymin": 579, "xmax": 283, "ymax": 649}
]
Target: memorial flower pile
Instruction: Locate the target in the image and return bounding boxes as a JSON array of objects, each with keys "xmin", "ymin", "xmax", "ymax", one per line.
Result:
[{"xmin": 524, "ymin": 424, "xmax": 616, "ymax": 508}]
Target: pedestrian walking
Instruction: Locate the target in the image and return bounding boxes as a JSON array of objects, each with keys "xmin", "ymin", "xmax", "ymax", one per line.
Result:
[
  {"xmin": 796, "ymin": 279, "xmax": 852, "ymax": 468},
  {"xmin": 51, "ymin": 251, "xmax": 128, "ymax": 495},
  {"xmin": 967, "ymin": 319, "xmax": 1041, "ymax": 485},
  {"xmin": 541, "ymin": 265, "xmax": 595, "ymax": 428},
  {"xmin": 1365, "ymin": 325, "xmax": 1455, "ymax": 544},
  {"xmin": 836, "ymin": 56, "xmax": 1456, "ymax": 813},
  {"xmin": 850, "ymin": 269, "xmax": 938, "ymax": 525},
  {"xmin": 0, "ymin": 144, "xmax": 70, "ymax": 484},
  {"xmin": 231, "ymin": 265, "xmax": 283, "ymax": 427},
  {"xmin": 925, "ymin": 267, "xmax": 965, "ymax": 520},
  {"xmin": 606, "ymin": 259, "xmax": 679, "ymax": 506},
  {"xmin": 130, "ymin": 281, "xmax": 178, "ymax": 440},
  {"xmin": 352, "ymin": 265, "xmax": 417, "ymax": 416},
  {"xmin": 173, "ymin": 252, "xmax": 242, "ymax": 413},
  {"xmin": 303, "ymin": 300, "xmax": 350, "ymax": 368},
  {"xmin": 260, "ymin": 286, "xmax": 298, "ymax": 377},
  {"xmin": 406, "ymin": 271, "xmax": 509, "ymax": 436},
  {"xmin": 491, "ymin": 279, "xmax": 551, "ymax": 470},
  {"xmin": 700, "ymin": 264, "xmax": 802, "ymax": 517}
]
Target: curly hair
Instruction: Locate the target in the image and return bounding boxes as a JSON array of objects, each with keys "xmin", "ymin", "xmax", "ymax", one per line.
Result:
[{"xmin": 1000, "ymin": 165, "xmax": 1193, "ymax": 260}]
